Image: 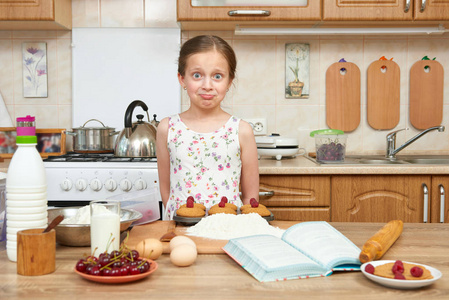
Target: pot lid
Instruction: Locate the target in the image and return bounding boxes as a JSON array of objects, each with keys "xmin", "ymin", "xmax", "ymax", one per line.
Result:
[
  {"xmin": 256, "ymin": 133, "xmax": 299, "ymax": 148},
  {"xmin": 72, "ymin": 119, "xmax": 115, "ymax": 130}
]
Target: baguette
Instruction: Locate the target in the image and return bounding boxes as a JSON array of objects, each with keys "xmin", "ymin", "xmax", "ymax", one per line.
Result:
[{"xmin": 359, "ymin": 220, "xmax": 404, "ymax": 263}]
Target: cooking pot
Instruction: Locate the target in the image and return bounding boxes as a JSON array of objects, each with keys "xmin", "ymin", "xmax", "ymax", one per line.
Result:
[
  {"xmin": 66, "ymin": 119, "xmax": 119, "ymax": 153},
  {"xmin": 114, "ymin": 100, "xmax": 157, "ymax": 158}
]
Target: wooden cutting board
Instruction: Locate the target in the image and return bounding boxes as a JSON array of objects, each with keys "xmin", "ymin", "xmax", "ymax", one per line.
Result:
[
  {"xmin": 367, "ymin": 60, "xmax": 400, "ymax": 130},
  {"xmin": 326, "ymin": 62, "xmax": 361, "ymax": 132},
  {"xmin": 126, "ymin": 220, "xmax": 294, "ymax": 254},
  {"xmin": 410, "ymin": 60, "xmax": 444, "ymax": 129}
]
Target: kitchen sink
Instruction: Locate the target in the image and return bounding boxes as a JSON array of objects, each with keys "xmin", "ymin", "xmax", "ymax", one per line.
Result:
[{"xmin": 308, "ymin": 155, "xmax": 449, "ymax": 165}]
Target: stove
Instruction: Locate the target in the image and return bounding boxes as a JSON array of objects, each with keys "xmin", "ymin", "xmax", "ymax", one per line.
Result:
[{"xmin": 43, "ymin": 152, "xmax": 162, "ymax": 220}]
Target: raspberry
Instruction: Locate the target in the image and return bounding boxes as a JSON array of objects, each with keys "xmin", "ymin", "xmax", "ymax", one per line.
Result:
[
  {"xmin": 392, "ymin": 260, "xmax": 404, "ymax": 274},
  {"xmin": 410, "ymin": 266, "xmax": 424, "ymax": 277},
  {"xmin": 365, "ymin": 264, "xmax": 375, "ymax": 274},
  {"xmin": 221, "ymin": 196, "xmax": 228, "ymax": 203},
  {"xmin": 187, "ymin": 196, "xmax": 194, "ymax": 202},
  {"xmin": 186, "ymin": 197, "xmax": 194, "ymax": 208},
  {"xmin": 250, "ymin": 198, "xmax": 259, "ymax": 208},
  {"xmin": 218, "ymin": 200, "xmax": 225, "ymax": 208},
  {"xmin": 394, "ymin": 272, "xmax": 406, "ymax": 280}
]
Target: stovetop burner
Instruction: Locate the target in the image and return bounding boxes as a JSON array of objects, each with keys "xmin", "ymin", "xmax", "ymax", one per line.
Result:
[{"xmin": 44, "ymin": 152, "xmax": 157, "ymax": 163}]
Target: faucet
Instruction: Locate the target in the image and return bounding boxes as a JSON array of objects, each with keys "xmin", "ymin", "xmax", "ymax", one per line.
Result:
[{"xmin": 386, "ymin": 125, "xmax": 445, "ymax": 159}]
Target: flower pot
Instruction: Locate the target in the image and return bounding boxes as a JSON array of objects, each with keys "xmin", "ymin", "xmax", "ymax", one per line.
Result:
[{"xmin": 289, "ymin": 80, "xmax": 304, "ymax": 97}]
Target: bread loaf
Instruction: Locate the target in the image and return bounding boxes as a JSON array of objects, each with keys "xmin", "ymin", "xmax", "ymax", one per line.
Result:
[{"xmin": 359, "ymin": 220, "xmax": 404, "ymax": 263}]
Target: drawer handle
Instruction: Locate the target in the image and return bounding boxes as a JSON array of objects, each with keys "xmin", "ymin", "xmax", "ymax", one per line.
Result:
[
  {"xmin": 404, "ymin": 0, "xmax": 411, "ymax": 12},
  {"xmin": 228, "ymin": 10, "xmax": 271, "ymax": 16},
  {"xmin": 420, "ymin": 0, "xmax": 427, "ymax": 12},
  {"xmin": 439, "ymin": 184, "xmax": 445, "ymax": 223},
  {"xmin": 259, "ymin": 191, "xmax": 274, "ymax": 197},
  {"xmin": 423, "ymin": 183, "xmax": 428, "ymax": 223}
]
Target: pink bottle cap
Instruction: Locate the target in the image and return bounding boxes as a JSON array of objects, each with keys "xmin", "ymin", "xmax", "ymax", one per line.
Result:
[{"xmin": 16, "ymin": 115, "xmax": 36, "ymax": 136}]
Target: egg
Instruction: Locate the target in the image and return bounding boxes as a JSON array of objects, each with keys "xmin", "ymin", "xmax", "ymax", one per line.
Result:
[
  {"xmin": 135, "ymin": 238, "xmax": 163, "ymax": 260},
  {"xmin": 169, "ymin": 235, "xmax": 197, "ymax": 251},
  {"xmin": 170, "ymin": 244, "xmax": 197, "ymax": 267}
]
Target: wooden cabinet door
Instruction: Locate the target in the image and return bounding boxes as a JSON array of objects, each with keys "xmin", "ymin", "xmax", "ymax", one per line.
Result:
[
  {"xmin": 177, "ymin": 0, "xmax": 321, "ymax": 22},
  {"xmin": 259, "ymin": 175, "xmax": 330, "ymax": 207},
  {"xmin": 323, "ymin": 0, "xmax": 413, "ymax": 21},
  {"xmin": 431, "ymin": 176, "xmax": 449, "ymax": 223},
  {"xmin": 331, "ymin": 175, "xmax": 431, "ymax": 222},
  {"xmin": 414, "ymin": 0, "xmax": 449, "ymax": 20}
]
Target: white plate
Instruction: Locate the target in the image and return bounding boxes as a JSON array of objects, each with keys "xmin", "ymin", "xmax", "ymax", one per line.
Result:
[{"xmin": 361, "ymin": 260, "xmax": 442, "ymax": 289}]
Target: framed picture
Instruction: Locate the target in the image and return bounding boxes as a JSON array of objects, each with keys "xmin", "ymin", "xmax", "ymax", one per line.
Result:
[
  {"xmin": 0, "ymin": 128, "xmax": 66, "ymax": 159},
  {"xmin": 285, "ymin": 43, "xmax": 310, "ymax": 99},
  {"xmin": 22, "ymin": 42, "xmax": 48, "ymax": 98}
]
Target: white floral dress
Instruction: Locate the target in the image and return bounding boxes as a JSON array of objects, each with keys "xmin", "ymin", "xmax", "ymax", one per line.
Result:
[{"xmin": 164, "ymin": 114, "xmax": 242, "ymax": 219}]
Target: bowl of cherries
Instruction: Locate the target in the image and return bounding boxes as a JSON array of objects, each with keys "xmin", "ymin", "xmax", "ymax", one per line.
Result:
[{"xmin": 74, "ymin": 248, "xmax": 158, "ymax": 284}]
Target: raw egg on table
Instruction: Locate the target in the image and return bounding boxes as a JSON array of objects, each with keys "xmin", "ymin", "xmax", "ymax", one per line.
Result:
[
  {"xmin": 135, "ymin": 238, "xmax": 163, "ymax": 260},
  {"xmin": 169, "ymin": 235, "xmax": 197, "ymax": 251},
  {"xmin": 170, "ymin": 244, "xmax": 197, "ymax": 267}
]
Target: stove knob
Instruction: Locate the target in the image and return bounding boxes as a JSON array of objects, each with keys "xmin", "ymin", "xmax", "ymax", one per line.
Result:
[
  {"xmin": 90, "ymin": 178, "xmax": 103, "ymax": 191},
  {"xmin": 120, "ymin": 179, "xmax": 132, "ymax": 192},
  {"xmin": 134, "ymin": 179, "xmax": 147, "ymax": 190},
  {"xmin": 105, "ymin": 178, "xmax": 118, "ymax": 191},
  {"xmin": 75, "ymin": 178, "xmax": 88, "ymax": 191},
  {"xmin": 60, "ymin": 179, "xmax": 73, "ymax": 191}
]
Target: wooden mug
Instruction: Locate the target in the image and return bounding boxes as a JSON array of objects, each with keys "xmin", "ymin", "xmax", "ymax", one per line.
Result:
[{"xmin": 17, "ymin": 228, "xmax": 55, "ymax": 276}]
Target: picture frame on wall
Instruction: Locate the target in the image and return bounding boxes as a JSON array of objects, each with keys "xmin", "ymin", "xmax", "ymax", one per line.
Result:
[
  {"xmin": 0, "ymin": 128, "xmax": 66, "ymax": 159},
  {"xmin": 285, "ymin": 43, "xmax": 310, "ymax": 99},
  {"xmin": 22, "ymin": 42, "xmax": 48, "ymax": 98}
]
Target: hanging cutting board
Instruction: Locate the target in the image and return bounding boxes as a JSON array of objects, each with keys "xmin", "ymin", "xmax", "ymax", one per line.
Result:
[
  {"xmin": 326, "ymin": 62, "xmax": 361, "ymax": 132},
  {"xmin": 410, "ymin": 60, "xmax": 444, "ymax": 129},
  {"xmin": 367, "ymin": 60, "xmax": 400, "ymax": 130}
]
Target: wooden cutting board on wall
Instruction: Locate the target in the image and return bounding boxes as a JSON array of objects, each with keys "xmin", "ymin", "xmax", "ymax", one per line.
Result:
[
  {"xmin": 326, "ymin": 62, "xmax": 361, "ymax": 132},
  {"xmin": 410, "ymin": 60, "xmax": 444, "ymax": 129},
  {"xmin": 367, "ymin": 60, "xmax": 400, "ymax": 130}
]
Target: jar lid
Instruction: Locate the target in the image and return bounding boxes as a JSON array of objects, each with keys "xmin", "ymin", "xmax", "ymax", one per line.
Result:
[
  {"xmin": 16, "ymin": 115, "xmax": 35, "ymax": 122},
  {"xmin": 310, "ymin": 129, "xmax": 344, "ymax": 137},
  {"xmin": 16, "ymin": 136, "xmax": 37, "ymax": 144}
]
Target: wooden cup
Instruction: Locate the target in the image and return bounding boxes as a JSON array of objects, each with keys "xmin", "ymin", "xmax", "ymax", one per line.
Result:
[{"xmin": 17, "ymin": 228, "xmax": 56, "ymax": 276}]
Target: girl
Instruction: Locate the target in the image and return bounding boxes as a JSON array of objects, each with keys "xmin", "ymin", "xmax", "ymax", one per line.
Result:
[{"xmin": 156, "ymin": 35, "xmax": 260, "ymax": 219}]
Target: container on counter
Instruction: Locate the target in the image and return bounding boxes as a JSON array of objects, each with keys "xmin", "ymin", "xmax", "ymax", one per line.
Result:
[
  {"xmin": 90, "ymin": 200, "xmax": 120, "ymax": 255},
  {"xmin": 6, "ymin": 116, "xmax": 48, "ymax": 262},
  {"xmin": 310, "ymin": 129, "xmax": 347, "ymax": 163}
]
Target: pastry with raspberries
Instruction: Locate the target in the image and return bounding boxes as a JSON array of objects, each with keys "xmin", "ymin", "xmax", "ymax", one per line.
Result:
[
  {"xmin": 371, "ymin": 260, "xmax": 433, "ymax": 280},
  {"xmin": 240, "ymin": 198, "xmax": 271, "ymax": 217},
  {"xmin": 208, "ymin": 197, "xmax": 237, "ymax": 215},
  {"xmin": 176, "ymin": 196, "xmax": 206, "ymax": 217}
]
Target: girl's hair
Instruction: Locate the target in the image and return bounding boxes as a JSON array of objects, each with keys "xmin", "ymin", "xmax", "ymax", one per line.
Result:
[{"xmin": 178, "ymin": 35, "xmax": 237, "ymax": 80}]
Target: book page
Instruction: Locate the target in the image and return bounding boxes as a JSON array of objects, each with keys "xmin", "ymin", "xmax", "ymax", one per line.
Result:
[
  {"xmin": 282, "ymin": 222, "xmax": 361, "ymax": 270},
  {"xmin": 226, "ymin": 235, "xmax": 323, "ymax": 270}
]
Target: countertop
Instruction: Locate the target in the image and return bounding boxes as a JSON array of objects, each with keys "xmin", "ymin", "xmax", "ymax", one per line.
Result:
[
  {"xmin": 258, "ymin": 155, "xmax": 449, "ymax": 175},
  {"xmin": 0, "ymin": 222, "xmax": 447, "ymax": 299}
]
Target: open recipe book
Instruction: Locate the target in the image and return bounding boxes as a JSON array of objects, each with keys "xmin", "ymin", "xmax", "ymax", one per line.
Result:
[{"xmin": 222, "ymin": 221, "xmax": 361, "ymax": 282}]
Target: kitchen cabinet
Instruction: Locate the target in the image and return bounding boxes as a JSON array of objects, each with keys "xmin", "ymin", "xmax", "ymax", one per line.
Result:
[
  {"xmin": 259, "ymin": 175, "xmax": 330, "ymax": 221},
  {"xmin": 177, "ymin": 0, "xmax": 321, "ymax": 30},
  {"xmin": 0, "ymin": 0, "xmax": 71, "ymax": 30},
  {"xmin": 331, "ymin": 175, "xmax": 449, "ymax": 223},
  {"xmin": 430, "ymin": 176, "xmax": 449, "ymax": 223},
  {"xmin": 323, "ymin": 0, "xmax": 449, "ymax": 21}
]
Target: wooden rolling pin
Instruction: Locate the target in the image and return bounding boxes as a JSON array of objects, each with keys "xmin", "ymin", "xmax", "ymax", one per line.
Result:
[{"xmin": 359, "ymin": 220, "xmax": 403, "ymax": 263}]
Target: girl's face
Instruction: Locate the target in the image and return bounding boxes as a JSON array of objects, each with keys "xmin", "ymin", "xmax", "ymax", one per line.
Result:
[{"xmin": 178, "ymin": 50, "xmax": 232, "ymax": 110}]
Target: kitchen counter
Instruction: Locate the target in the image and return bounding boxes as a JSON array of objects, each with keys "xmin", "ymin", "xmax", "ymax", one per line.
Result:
[
  {"xmin": 0, "ymin": 222, "xmax": 447, "ymax": 299},
  {"xmin": 258, "ymin": 156, "xmax": 449, "ymax": 175}
]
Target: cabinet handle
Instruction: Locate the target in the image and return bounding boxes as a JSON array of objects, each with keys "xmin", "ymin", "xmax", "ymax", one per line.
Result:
[
  {"xmin": 259, "ymin": 191, "xmax": 274, "ymax": 197},
  {"xmin": 228, "ymin": 10, "xmax": 271, "ymax": 16},
  {"xmin": 404, "ymin": 0, "xmax": 411, "ymax": 12},
  {"xmin": 422, "ymin": 183, "xmax": 428, "ymax": 223},
  {"xmin": 439, "ymin": 184, "xmax": 445, "ymax": 223},
  {"xmin": 420, "ymin": 0, "xmax": 427, "ymax": 12}
]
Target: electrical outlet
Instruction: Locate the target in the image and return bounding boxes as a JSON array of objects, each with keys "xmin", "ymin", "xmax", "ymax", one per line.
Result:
[{"xmin": 245, "ymin": 118, "xmax": 267, "ymax": 136}]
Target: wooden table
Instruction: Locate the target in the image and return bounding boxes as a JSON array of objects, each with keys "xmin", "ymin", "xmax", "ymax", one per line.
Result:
[{"xmin": 0, "ymin": 222, "xmax": 448, "ymax": 299}]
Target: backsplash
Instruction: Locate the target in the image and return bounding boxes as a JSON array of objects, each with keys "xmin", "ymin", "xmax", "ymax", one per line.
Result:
[{"xmin": 0, "ymin": 0, "xmax": 448, "ymax": 160}]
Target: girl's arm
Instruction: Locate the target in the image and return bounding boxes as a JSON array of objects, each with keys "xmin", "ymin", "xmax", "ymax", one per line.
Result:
[
  {"xmin": 156, "ymin": 117, "xmax": 171, "ymax": 207},
  {"xmin": 239, "ymin": 120, "xmax": 260, "ymax": 205}
]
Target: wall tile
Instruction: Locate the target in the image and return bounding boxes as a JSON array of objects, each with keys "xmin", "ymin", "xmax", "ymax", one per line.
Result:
[
  {"xmin": 15, "ymin": 105, "xmax": 58, "ymax": 128},
  {"xmin": 72, "ymin": 0, "xmax": 100, "ymax": 27},
  {"xmin": 57, "ymin": 39, "xmax": 72, "ymax": 105},
  {"xmin": 101, "ymin": 0, "xmax": 144, "ymax": 27},
  {"xmin": 145, "ymin": 0, "xmax": 178, "ymax": 28},
  {"xmin": 0, "ymin": 40, "xmax": 14, "ymax": 105}
]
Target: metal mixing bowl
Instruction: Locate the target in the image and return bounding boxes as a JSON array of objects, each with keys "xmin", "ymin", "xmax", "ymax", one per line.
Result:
[{"xmin": 47, "ymin": 207, "xmax": 142, "ymax": 247}]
